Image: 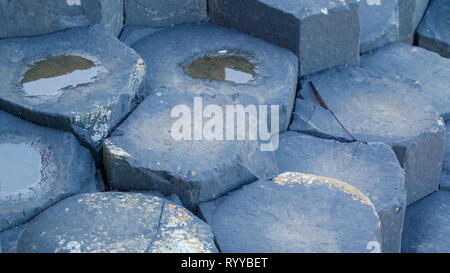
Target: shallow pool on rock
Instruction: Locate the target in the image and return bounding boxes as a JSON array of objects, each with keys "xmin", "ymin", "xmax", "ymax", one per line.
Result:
[
  {"xmin": 20, "ymin": 55, "xmax": 105, "ymax": 97},
  {"xmin": 185, "ymin": 53, "xmax": 256, "ymax": 84},
  {"xmin": 0, "ymin": 143, "xmax": 41, "ymax": 193}
]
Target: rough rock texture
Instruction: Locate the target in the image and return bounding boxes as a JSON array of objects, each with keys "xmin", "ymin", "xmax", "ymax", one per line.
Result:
[
  {"xmin": 248, "ymin": 132, "xmax": 405, "ymax": 253},
  {"xmin": 359, "ymin": 0, "xmax": 399, "ymax": 53},
  {"xmin": 290, "ymin": 66, "xmax": 446, "ymax": 205},
  {"xmin": 0, "ymin": 110, "xmax": 96, "ymax": 232},
  {"xmin": 0, "ymin": 0, "xmax": 124, "ymax": 38},
  {"xmin": 200, "ymin": 172, "xmax": 382, "ymax": 253},
  {"xmin": 119, "ymin": 26, "xmax": 164, "ymax": 46},
  {"xmin": 398, "ymin": 0, "xmax": 430, "ymax": 44},
  {"xmin": 16, "ymin": 192, "xmax": 217, "ymax": 253},
  {"xmin": 361, "ymin": 44, "xmax": 450, "ymax": 121},
  {"xmin": 0, "ymin": 25, "xmax": 146, "ymax": 154},
  {"xmin": 440, "ymin": 123, "xmax": 450, "ymax": 190},
  {"xmin": 104, "ymin": 23, "xmax": 298, "ymax": 209},
  {"xmin": 417, "ymin": 0, "xmax": 450, "ymax": 58},
  {"xmin": 125, "ymin": 0, "xmax": 207, "ymax": 27},
  {"xmin": 402, "ymin": 191, "xmax": 450, "ymax": 253},
  {"xmin": 209, "ymin": 0, "xmax": 360, "ymax": 76}
]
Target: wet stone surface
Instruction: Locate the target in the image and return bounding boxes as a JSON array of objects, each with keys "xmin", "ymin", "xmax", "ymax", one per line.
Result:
[
  {"xmin": 125, "ymin": 0, "xmax": 207, "ymax": 27},
  {"xmin": 0, "ymin": 110, "xmax": 97, "ymax": 232},
  {"xmin": 0, "ymin": 0, "xmax": 124, "ymax": 38},
  {"xmin": 199, "ymin": 172, "xmax": 382, "ymax": 253},
  {"xmin": 247, "ymin": 132, "xmax": 406, "ymax": 253},
  {"xmin": 20, "ymin": 55, "xmax": 105, "ymax": 97},
  {"xmin": 0, "ymin": 143, "xmax": 41, "ymax": 194},
  {"xmin": 361, "ymin": 44, "xmax": 450, "ymax": 121},
  {"xmin": 103, "ymin": 23, "xmax": 298, "ymax": 210},
  {"xmin": 209, "ymin": 0, "xmax": 360, "ymax": 76},
  {"xmin": 402, "ymin": 191, "xmax": 450, "ymax": 253},
  {"xmin": 0, "ymin": 25, "xmax": 146, "ymax": 154},
  {"xmin": 15, "ymin": 192, "xmax": 217, "ymax": 253},
  {"xmin": 417, "ymin": 0, "xmax": 450, "ymax": 58},
  {"xmin": 359, "ymin": 0, "xmax": 399, "ymax": 53},
  {"xmin": 290, "ymin": 66, "xmax": 446, "ymax": 205},
  {"xmin": 185, "ymin": 54, "xmax": 256, "ymax": 84}
]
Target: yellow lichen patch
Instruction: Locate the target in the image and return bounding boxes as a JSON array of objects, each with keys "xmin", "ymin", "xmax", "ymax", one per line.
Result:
[{"xmin": 274, "ymin": 172, "xmax": 376, "ymax": 208}]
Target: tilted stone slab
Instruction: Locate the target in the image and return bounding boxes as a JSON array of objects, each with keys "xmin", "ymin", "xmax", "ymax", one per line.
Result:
[
  {"xmin": 16, "ymin": 192, "xmax": 217, "ymax": 253},
  {"xmin": 361, "ymin": 44, "xmax": 450, "ymax": 121},
  {"xmin": 0, "ymin": 25, "xmax": 146, "ymax": 154},
  {"xmin": 402, "ymin": 191, "xmax": 450, "ymax": 253},
  {"xmin": 417, "ymin": 0, "xmax": 450, "ymax": 58},
  {"xmin": 398, "ymin": 0, "xmax": 430, "ymax": 44},
  {"xmin": 359, "ymin": 0, "xmax": 399, "ymax": 53},
  {"xmin": 248, "ymin": 132, "xmax": 405, "ymax": 253},
  {"xmin": 290, "ymin": 66, "xmax": 446, "ymax": 205},
  {"xmin": 200, "ymin": 172, "xmax": 382, "ymax": 253},
  {"xmin": 0, "ymin": 110, "xmax": 96, "ymax": 232},
  {"xmin": 0, "ymin": 0, "xmax": 124, "ymax": 38},
  {"xmin": 125, "ymin": 0, "xmax": 207, "ymax": 27},
  {"xmin": 208, "ymin": 0, "xmax": 360, "ymax": 76}
]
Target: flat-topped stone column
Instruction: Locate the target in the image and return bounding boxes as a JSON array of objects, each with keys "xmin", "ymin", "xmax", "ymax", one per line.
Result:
[
  {"xmin": 200, "ymin": 172, "xmax": 382, "ymax": 253},
  {"xmin": 0, "ymin": 110, "xmax": 97, "ymax": 232},
  {"xmin": 0, "ymin": 0, "xmax": 124, "ymax": 38},
  {"xmin": 290, "ymin": 66, "xmax": 446, "ymax": 205},
  {"xmin": 209, "ymin": 0, "xmax": 360, "ymax": 76},
  {"xmin": 15, "ymin": 192, "xmax": 217, "ymax": 253},
  {"xmin": 0, "ymin": 25, "xmax": 146, "ymax": 155}
]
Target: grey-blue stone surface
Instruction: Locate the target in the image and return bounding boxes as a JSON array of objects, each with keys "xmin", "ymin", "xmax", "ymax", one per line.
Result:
[
  {"xmin": 402, "ymin": 191, "xmax": 450, "ymax": 253},
  {"xmin": 125, "ymin": 0, "xmax": 207, "ymax": 27},
  {"xmin": 417, "ymin": 0, "xmax": 450, "ymax": 58},
  {"xmin": 16, "ymin": 192, "xmax": 217, "ymax": 253},
  {"xmin": 359, "ymin": 0, "xmax": 399, "ymax": 53},
  {"xmin": 0, "ymin": 25, "xmax": 146, "ymax": 154},
  {"xmin": 290, "ymin": 66, "xmax": 446, "ymax": 205},
  {"xmin": 248, "ymin": 132, "xmax": 405, "ymax": 253},
  {"xmin": 208, "ymin": 0, "xmax": 360, "ymax": 76},
  {"xmin": 0, "ymin": 0, "xmax": 124, "ymax": 38},
  {"xmin": 118, "ymin": 26, "xmax": 164, "ymax": 46},
  {"xmin": 398, "ymin": 0, "xmax": 430, "ymax": 44},
  {"xmin": 200, "ymin": 172, "xmax": 382, "ymax": 253},
  {"xmin": 0, "ymin": 110, "xmax": 97, "ymax": 232},
  {"xmin": 361, "ymin": 44, "xmax": 450, "ymax": 121},
  {"xmin": 440, "ymin": 122, "xmax": 450, "ymax": 190},
  {"xmin": 103, "ymin": 23, "xmax": 298, "ymax": 209}
]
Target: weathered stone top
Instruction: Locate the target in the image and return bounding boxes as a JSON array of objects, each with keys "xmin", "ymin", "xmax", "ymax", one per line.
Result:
[{"xmin": 16, "ymin": 192, "xmax": 218, "ymax": 253}]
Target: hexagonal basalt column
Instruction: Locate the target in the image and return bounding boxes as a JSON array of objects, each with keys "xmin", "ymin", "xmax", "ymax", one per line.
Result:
[
  {"xmin": 208, "ymin": 0, "xmax": 360, "ymax": 76},
  {"xmin": 249, "ymin": 132, "xmax": 405, "ymax": 253},
  {"xmin": 402, "ymin": 191, "xmax": 450, "ymax": 253},
  {"xmin": 16, "ymin": 192, "xmax": 217, "ymax": 253},
  {"xmin": 398, "ymin": 0, "xmax": 430, "ymax": 44},
  {"xmin": 199, "ymin": 172, "xmax": 382, "ymax": 253},
  {"xmin": 0, "ymin": 25, "xmax": 146, "ymax": 154},
  {"xmin": 0, "ymin": 110, "xmax": 96, "ymax": 232},
  {"xmin": 359, "ymin": 0, "xmax": 400, "ymax": 53},
  {"xmin": 417, "ymin": 0, "xmax": 450, "ymax": 58},
  {"xmin": 290, "ymin": 66, "xmax": 446, "ymax": 205},
  {"xmin": 104, "ymin": 23, "xmax": 298, "ymax": 209},
  {"xmin": 361, "ymin": 44, "xmax": 450, "ymax": 121},
  {"xmin": 0, "ymin": 0, "xmax": 124, "ymax": 38},
  {"xmin": 125, "ymin": 0, "xmax": 207, "ymax": 27}
]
